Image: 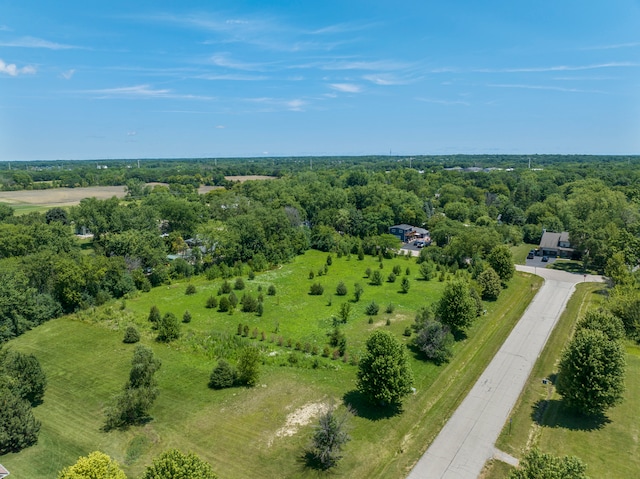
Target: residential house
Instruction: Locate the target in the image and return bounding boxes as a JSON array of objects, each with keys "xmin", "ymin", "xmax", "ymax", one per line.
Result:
[
  {"xmin": 539, "ymin": 231, "xmax": 576, "ymax": 258},
  {"xmin": 389, "ymin": 224, "xmax": 430, "ymax": 243}
]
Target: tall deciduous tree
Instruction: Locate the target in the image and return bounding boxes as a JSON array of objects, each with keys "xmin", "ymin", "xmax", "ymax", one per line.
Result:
[
  {"xmin": 141, "ymin": 449, "xmax": 217, "ymax": 479},
  {"xmin": 356, "ymin": 330, "xmax": 414, "ymax": 407},
  {"xmin": 436, "ymin": 280, "xmax": 476, "ymax": 336},
  {"xmin": 508, "ymin": 448, "xmax": 588, "ymax": 479},
  {"xmin": 477, "ymin": 267, "xmax": 502, "ymax": 301},
  {"xmin": 0, "ymin": 387, "xmax": 41, "ymax": 454},
  {"xmin": 557, "ymin": 329, "xmax": 625, "ymax": 415},
  {"xmin": 487, "ymin": 245, "xmax": 515, "ymax": 284},
  {"xmin": 1, "ymin": 350, "xmax": 47, "ymax": 405},
  {"xmin": 236, "ymin": 347, "xmax": 261, "ymax": 387},
  {"xmin": 57, "ymin": 451, "xmax": 127, "ymax": 479},
  {"xmin": 157, "ymin": 312, "xmax": 180, "ymax": 342}
]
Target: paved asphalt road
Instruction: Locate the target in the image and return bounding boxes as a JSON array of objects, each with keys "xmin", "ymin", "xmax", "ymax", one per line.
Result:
[{"xmin": 406, "ymin": 265, "xmax": 604, "ymax": 479}]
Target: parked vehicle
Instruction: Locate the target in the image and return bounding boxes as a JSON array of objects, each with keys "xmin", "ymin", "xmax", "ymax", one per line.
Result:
[
  {"xmin": 527, "ymin": 252, "xmax": 534, "ymax": 259},
  {"xmin": 541, "ymin": 256, "xmax": 549, "ymax": 262}
]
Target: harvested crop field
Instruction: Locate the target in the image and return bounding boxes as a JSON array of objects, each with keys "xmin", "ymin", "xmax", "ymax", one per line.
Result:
[{"xmin": 0, "ymin": 186, "xmax": 127, "ymax": 207}]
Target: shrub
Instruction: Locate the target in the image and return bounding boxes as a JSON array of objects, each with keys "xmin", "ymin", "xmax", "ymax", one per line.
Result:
[
  {"xmin": 123, "ymin": 326, "xmax": 140, "ymax": 344},
  {"xmin": 385, "ymin": 303, "xmax": 395, "ymax": 314},
  {"xmin": 414, "ymin": 320, "xmax": 454, "ymax": 364},
  {"xmin": 206, "ymin": 295, "xmax": 218, "ymax": 309},
  {"xmin": 309, "ymin": 270, "xmax": 315, "ymax": 279},
  {"xmin": 310, "ymin": 283, "xmax": 324, "ymax": 295},
  {"xmin": 241, "ymin": 293, "xmax": 258, "ymax": 313},
  {"xmin": 353, "ymin": 283, "xmax": 364, "ymax": 302},
  {"xmin": 336, "ymin": 281, "xmax": 347, "ymax": 296},
  {"xmin": 182, "ymin": 310, "xmax": 192, "ymax": 323},
  {"xmin": 237, "ymin": 348, "xmax": 261, "ymax": 386},
  {"xmin": 234, "ymin": 278, "xmax": 245, "ymax": 290},
  {"xmin": 185, "ymin": 284, "xmax": 197, "ymax": 295},
  {"xmin": 237, "ymin": 323, "xmax": 243, "ymax": 335},
  {"xmin": 157, "ymin": 313, "xmax": 180, "ymax": 342},
  {"xmin": 148, "ymin": 305, "xmax": 161, "ymax": 325},
  {"xmin": 220, "ymin": 281, "xmax": 232, "ymax": 294},
  {"xmin": 387, "ymin": 272, "xmax": 396, "ymax": 283},
  {"xmin": 370, "ymin": 270, "xmax": 383, "ymax": 285},
  {"xmin": 392, "ymin": 265, "xmax": 402, "ymax": 275},
  {"xmin": 228, "ymin": 291, "xmax": 238, "ymax": 309},
  {"xmin": 218, "ymin": 296, "xmax": 230, "ymax": 312},
  {"xmin": 267, "ymin": 284, "xmax": 276, "ymax": 296},
  {"xmin": 208, "ymin": 360, "xmax": 238, "ymax": 389},
  {"xmin": 257, "ymin": 302, "xmax": 264, "ymax": 316},
  {"xmin": 400, "ymin": 277, "xmax": 410, "ymax": 293},
  {"xmin": 365, "ymin": 301, "xmax": 379, "ymax": 316},
  {"xmin": 365, "ymin": 267, "xmax": 372, "ymax": 278},
  {"xmin": 326, "ymin": 255, "xmax": 333, "ymax": 266},
  {"xmin": 248, "ymin": 269, "xmax": 255, "ymax": 280},
  {"xmin": 322, "ymin": 346, "xmax": 331, "ymax": 357}
]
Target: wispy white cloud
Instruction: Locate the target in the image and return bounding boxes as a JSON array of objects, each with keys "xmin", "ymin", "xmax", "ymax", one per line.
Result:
[
  {"xmin": 0, "ymin": 36, "xmax": 79, "ymax": 50},
  {"xmin": 580, "ymin": 42, "xmax": 640, "ymax": 50},
  {"xmin": 363, "ymin": 73, "xmax": 416, "ymax": 85},
  {"xmin": 416, "ymin": 97, "xmax": 469, "ymax": 106},
  {"xmin": 321, "ymin": 59, "xmax": 409, "ymax": 71},
  {"xmin": 308, "ymin": 22, "xmax": 378, "ymax": 35},
  {"xmin": 243, "ymin": 96, "xmax": 308, "ymax": 111},
  {"xmin": 488, "ymin": 83, "xmax": 607, "ymax": 94},
  {"xmin": 61, "ymin": 69, "xmax": 76, "ymax": 80},
  {"xmin": 83, "ymin": 84, "xmax": 214, "ymax": 100},
  {"xmin": 0, "ymin": 58, "xmax": 36, "ymax": 76},
  {"xmin": 197, "ymin": 73, "xmax": 268, "ymax": 81},
  {"xmin": 209, "ymin": 53, "xmax": 267, "ymax": 71},
  {"xmin": 474, "ymin": 62, "xmax": 639, "ymax": 73},
  {"xmin": 330, "ymin": 83, "xmax": 362, "ymax": 93},
  {"xmin": 126, "ymin": 130, "xmax": 137, "ymax": 136}
]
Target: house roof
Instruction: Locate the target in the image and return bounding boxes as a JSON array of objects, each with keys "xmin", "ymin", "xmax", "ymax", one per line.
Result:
[
  {"xmin": 0, "ymin": 464, "xmax": 10, "ymax": 477},
  {"xmin": 390, "ymin": 224, "xmax": 414, "ymax": 231},
  {"xmin": 539, "ymin": 231, "xmax": 562, "ymax": 249},
  {"xmin": 540, "ymin": 231, "xmax": 573, "ymax": 250}
]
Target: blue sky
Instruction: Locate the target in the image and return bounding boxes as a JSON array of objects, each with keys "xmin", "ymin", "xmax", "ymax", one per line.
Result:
[{"xmin": 1, "ymin": 0, "xmax": 639, "ymax": 160}]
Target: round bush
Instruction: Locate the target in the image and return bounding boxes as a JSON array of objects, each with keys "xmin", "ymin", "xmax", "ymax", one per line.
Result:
[{"xmin": 123, "ymin": 326, "xmax": 140, "ymax": 344}]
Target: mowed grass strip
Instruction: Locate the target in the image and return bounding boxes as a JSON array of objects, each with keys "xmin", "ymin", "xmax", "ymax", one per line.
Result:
[
  {"xmin": 4, "ymin": 251, "xmax": 540, "ymax": 478},
  {"xmin": 486, "ymin": 283, "xmax": 640, "ymax": 479}
]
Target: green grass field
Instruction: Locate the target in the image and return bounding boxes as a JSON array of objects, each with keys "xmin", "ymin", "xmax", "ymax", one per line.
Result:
[
  {"xmin": 3, "ymin": 251, "xmax": 541, "ymax": 478},
  {"xmin": 484, "ymin": 283, "xmax": 640, "ymax": 479}
]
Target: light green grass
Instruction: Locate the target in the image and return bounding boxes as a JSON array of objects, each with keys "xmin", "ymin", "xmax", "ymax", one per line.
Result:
[
  {"xmin": 3, "ymin": 251, "xmax": 541, "ymax": 479},
  {"xmin": 5, "ymin": 203, "xmax": 50, "ymax": 215},
  {"xmin": 487, "ymin": 283, "xmax": 640, "ymax": 479},
  {"xmin": 510, "ymin": 243, "xmax": 538, "ymax": 265}
]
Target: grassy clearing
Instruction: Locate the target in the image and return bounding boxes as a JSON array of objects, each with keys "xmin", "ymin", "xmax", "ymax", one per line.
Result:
[
  {"xmin": 509, "ymin": 243, "xmax": 538, "ymax": 265},
  {"xmin": 487, "ymin": 283, "xmax": 640, "ymax": 479},
  {"xmin": 3, "ymin": 251, "xmax": 540, "ymax": 478}
]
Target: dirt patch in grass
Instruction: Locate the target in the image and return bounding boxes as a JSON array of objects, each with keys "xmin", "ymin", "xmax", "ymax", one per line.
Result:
[{"xmin": 272, "ymin": 401, "xmax": 329, "ymax": 442}]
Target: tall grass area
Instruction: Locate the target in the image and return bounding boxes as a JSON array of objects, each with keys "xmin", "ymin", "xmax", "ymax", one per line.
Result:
[
  {"xmin": 484, "ymin": 283, "xmax": 640, "ymax": 479},
  {"xmin": 3, "ymin": 250, "xmax": 540, "ymax": 478}
]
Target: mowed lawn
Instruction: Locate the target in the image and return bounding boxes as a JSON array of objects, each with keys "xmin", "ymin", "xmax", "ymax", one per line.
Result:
[
  {"xmin": 485, "ymin": 283, "xmax": 640, "ymax": 479},
  {"xmin": 3, "ymin": 250, "xmax": 541, "ymax": 478}
]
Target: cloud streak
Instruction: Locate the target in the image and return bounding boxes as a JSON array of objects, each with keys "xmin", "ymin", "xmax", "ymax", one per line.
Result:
[
  {"xmin": 473, "ymin": 62, "xmax": 639, "ymax": 73},
  {"xmin": 82, "ymin": 84, "xmax": 214, "ymax": 100},
  {"xmin": 488, "ymin": 83, "xmax": 607, "ymax": 94},
  {"xmin": 0, "ymin": 58, "xmax": 36, "ymax": 76},
  {"xmin": 0, "ymin": 36, "xmax": 80, "ymax": 50},
  {"xmin": 330, "ymin": 83, "xmax": 361, "ymax": 93}
]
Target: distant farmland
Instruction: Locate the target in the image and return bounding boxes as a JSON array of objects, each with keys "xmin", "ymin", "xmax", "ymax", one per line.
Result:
[{"xmin": 0, "ymin": 176, "xmax": 276, "ymax": 210}]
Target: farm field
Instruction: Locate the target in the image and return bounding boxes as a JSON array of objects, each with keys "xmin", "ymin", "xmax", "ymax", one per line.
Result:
[
  {"xmin": 3, "ymin": 250, "xmax": 541, "ymax": 478},
  {"xmin": 482, "ymin": 282, "xmax": 640, "ymax": 479}
]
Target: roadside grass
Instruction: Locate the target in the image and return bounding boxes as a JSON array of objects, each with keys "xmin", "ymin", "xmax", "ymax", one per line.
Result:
[
  {"xmin": 509, "ymin": 243, "xmax": 538, "ymax": 265},
  {"xmin": 3, "ymin": 251, "xmax": 541, "ymax": 479},
  {"xmin": 548, "ymin": 259, "xmax": 599, "ymax": 275},
  {"xmin": 485, "ymin": 282, "xmax": 640, "ymax": 479}
]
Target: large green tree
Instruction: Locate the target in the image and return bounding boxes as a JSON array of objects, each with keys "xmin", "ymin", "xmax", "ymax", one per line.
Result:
[
  {"xmin": 556, "ymin": 329, "xmax": 625, "ymax": 415},
  {"xmin": 436, "ymin": 280, "xmax": 477, "ymax": 336},
  {"xmin": 0, "ymin": 387, "xmax": 41, "ymax": 454},
  {"xmin": 141, "ymin": 449, "xmax": 217, "ymax": 479},
  {"xmin": 508, "ymin": 448, "xmax": 588, "ymax": 479},
  {"xmin": 356, "ymin": 330, "xmax": 414, "ymax": 407},
  {"xmin": 487, "ymin": 245, "xmax": 515, "ymax": 283},
  {"xmin": 57, "ymin": 451, "xmax": 127, "ymax": 479},
  {"xmin": 1, "ymin": 349, "xmax": 47, "ymax": 405},
  {"xmin": 104, "ymin": 345, "xmax": 161, "ymax": 430}
]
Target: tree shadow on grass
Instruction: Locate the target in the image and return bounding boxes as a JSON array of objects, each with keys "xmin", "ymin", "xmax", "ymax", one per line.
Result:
[
  {"xmin": 343, "ymin": 390, "xmax": 402, "ymax": 421},
  {"xmin": 531, "ymin": 399, "xmax": 610, "ymax": 431}
]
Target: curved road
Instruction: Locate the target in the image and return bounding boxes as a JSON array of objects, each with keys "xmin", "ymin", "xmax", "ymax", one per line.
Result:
[{"xmin": 407, "ymin": 266, "xmax": 604, "ymax": 479}]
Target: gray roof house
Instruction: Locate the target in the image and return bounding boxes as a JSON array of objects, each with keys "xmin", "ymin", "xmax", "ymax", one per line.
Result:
[{"xmin": 539, "ymin": 231, "xmax": 575, "ymax": 258}]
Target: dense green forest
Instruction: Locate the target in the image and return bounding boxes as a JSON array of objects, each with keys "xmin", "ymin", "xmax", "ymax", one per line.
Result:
[{"xmin": 1, "ymin": 155, "xmax": 639, "ymax": 343}]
